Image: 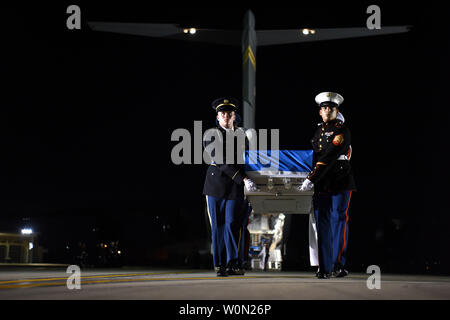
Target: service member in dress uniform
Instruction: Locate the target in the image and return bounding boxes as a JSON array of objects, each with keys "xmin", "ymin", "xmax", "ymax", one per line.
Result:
[
  {"xmin": 299, "ymin": 92, "xmax": 356, "ymax": 279},
  {"xmin": 203, "ymin": 97, "xmax": 257, "ymax": 276}
]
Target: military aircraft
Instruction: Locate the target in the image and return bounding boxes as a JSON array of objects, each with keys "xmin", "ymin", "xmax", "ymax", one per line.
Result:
[{"xmin": 88, "ymin": 9, "xmax": 410, "ymax": 129}]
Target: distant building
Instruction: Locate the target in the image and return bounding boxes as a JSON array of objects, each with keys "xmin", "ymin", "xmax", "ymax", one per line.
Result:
[{"xmin": 0, "ymin": 232, "xmax": 41, "ymax": 263}]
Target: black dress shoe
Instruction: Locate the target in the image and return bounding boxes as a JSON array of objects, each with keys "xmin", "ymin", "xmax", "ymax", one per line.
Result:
[
  {"xmin": 216, "ymin": 267, "xmax": 228, "ymax": 277},
  {"xmin": 236, "ymin": 268, "xmax": 245, "ymax": 275},
  {"xmin": 316, "ymin": 272, "xmax": 330, "ymax": 279},
  {"xmin": 334, "ymin": 268, "xmax": 349, "ymax": 278},
  {"xmin": 226, "ymin": 266, "xmax": 244, "ymax": 276}
]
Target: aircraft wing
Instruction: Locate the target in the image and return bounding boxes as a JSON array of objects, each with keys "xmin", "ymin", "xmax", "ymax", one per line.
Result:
[
  {"xmin": 87, "ymin": 22, "xmax": 242, "ymax": 46},
  {"xmin": 88, "ymin": 22, "xmax": 411, "ymax": 46},
  {"xmin": 256, "ymin": 26, "xmax": 412, "ymax": 46}
]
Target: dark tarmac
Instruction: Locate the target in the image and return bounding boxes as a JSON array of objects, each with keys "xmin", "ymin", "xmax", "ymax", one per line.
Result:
[{"xmin": 0, "ymin": 267, "xmax": 449, "ymax": 300}]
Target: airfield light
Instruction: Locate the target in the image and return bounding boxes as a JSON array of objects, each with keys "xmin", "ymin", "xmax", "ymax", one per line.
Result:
[
  {"xmin": 21, "ymin": 228, "xmax": 33, "ymax": 235},
  {"xmin": 302, "ymin": 28, "xmax": 310, "ymax": 35}
]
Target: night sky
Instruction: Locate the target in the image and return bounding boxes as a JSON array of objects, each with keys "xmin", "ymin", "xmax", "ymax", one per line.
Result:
[{"xmin": 1, "ymin": 3, "xmax": 449, "ymax": 273}]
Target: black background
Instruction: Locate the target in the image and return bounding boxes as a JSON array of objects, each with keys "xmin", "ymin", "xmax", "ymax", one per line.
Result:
[{"xmin": 1, "ymin": 2, "xmax": 449, "ymax": 274}]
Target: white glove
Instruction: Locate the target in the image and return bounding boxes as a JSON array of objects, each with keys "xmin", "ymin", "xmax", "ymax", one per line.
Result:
[
  {"xmin": 244, "ymin": 178, "xmax": 258, "ymax": 192},
  {"xmin": 298, "ymin": 178, "xmax": 314, "ymax": 191}
]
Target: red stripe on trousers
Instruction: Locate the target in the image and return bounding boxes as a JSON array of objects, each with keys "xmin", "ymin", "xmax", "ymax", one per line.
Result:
[{"xmin": 337, "ymin": 191, "xmax": 352, "ymax": 264}]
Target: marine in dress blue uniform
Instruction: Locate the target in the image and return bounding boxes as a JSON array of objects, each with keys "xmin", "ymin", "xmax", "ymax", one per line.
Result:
[
  {"xmin": 203, "ymin": 98, "xmax": 256, "ymax": 276},
  {"xmin": 299, "ymin": 92, "xmax": 356, "ymax": 279}
]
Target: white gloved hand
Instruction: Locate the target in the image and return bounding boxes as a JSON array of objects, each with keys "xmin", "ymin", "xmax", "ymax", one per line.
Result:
[
  {"xmin": 244, "ymin": 178, "xmax": 258, "ymax": 192},
  {"xmin": 298, "ymin": 178, "xmax": 314, "ymax": 191}
]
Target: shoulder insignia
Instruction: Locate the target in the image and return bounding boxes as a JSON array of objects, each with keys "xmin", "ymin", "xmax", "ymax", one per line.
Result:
[{"xmin": 332, "ymin": 134, "xmax": 344, "ymax": 146}]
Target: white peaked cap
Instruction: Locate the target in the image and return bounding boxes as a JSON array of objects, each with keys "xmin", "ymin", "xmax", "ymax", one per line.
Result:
[{"xmin": 315, "ymin": 92, "xmax": 344, "ymax": 107}]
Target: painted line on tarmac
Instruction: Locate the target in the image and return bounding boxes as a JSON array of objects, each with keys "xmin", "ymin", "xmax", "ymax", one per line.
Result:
[
  {"xmin": 0, "ymin": 276, "xmax": 257, "ymax": 289},
  {"xmin": 3, "ymin": 273, "xmax": 442, "ymax": 290},
  {"xmin": 0, "ymin": 271, "xmax": 200, "ymax": 285},
  {"xmin": 0, "ymin": 274, "xmax": 322, "ymax": 289}
]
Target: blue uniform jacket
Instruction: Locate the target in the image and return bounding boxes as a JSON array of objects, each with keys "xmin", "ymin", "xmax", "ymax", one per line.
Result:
[{"xmin": 202, "ymin": 125, "xmax": 248, "ymax": 200}]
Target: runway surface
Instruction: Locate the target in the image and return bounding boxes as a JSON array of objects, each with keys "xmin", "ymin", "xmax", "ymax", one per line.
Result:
[{"xmin": 0, "ymin": 267, "xmax": 449, "ymax": 300}]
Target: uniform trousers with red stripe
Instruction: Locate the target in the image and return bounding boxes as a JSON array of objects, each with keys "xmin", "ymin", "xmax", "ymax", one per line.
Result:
[{"xmin": 313, "ymin": 190, "xmax": 352, "ymax": 274}]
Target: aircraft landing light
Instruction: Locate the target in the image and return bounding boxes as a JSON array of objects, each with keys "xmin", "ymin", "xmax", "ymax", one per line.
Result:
[
  {"xmin": 184, "ymin": 28, "xmax": 197, "ymax": 34},
  {"xmin": 301, "ymin": 28, "xmax": 316, "ymax": 35}
]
